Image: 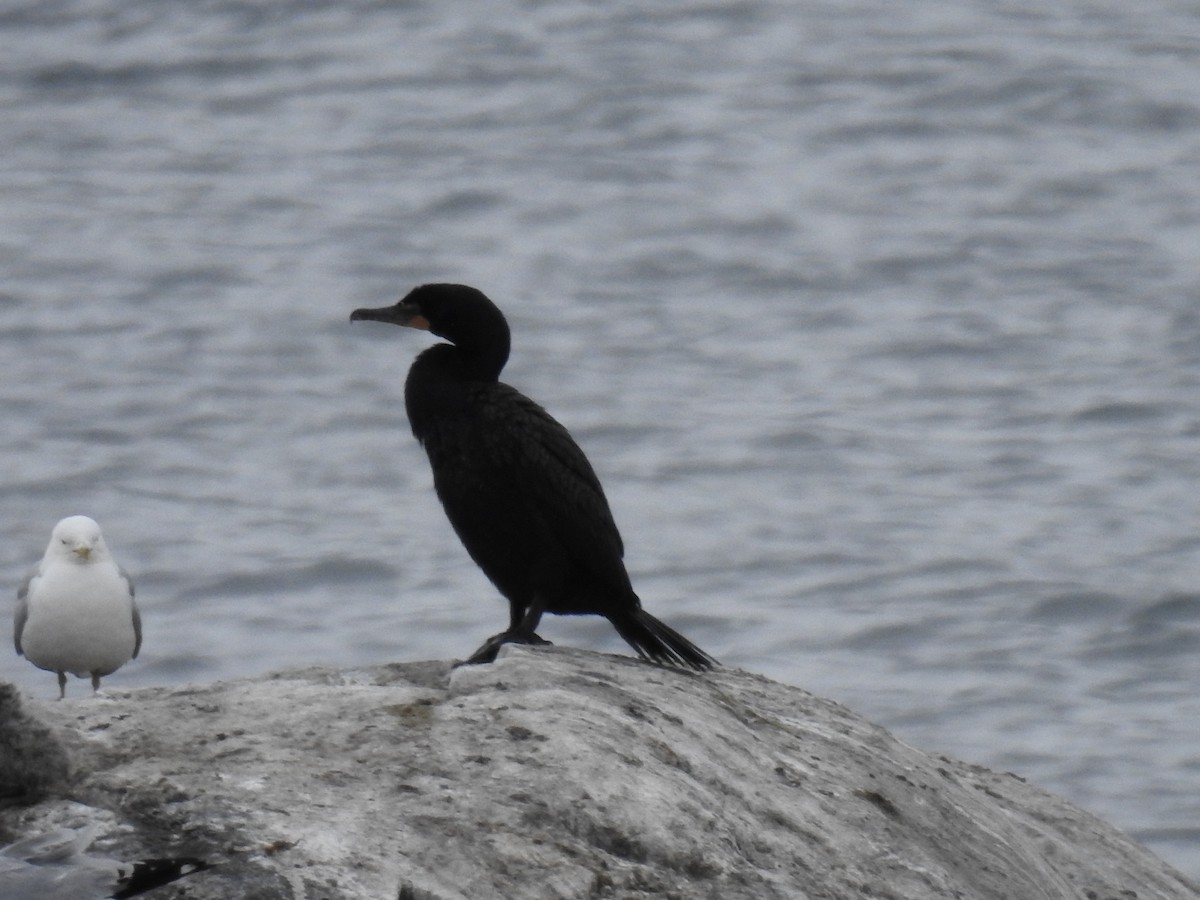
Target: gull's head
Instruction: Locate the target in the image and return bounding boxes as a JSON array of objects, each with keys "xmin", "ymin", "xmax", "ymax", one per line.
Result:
[{"xmin": 46, "ymin": 515, "xmax": 108, "ymax": 564}]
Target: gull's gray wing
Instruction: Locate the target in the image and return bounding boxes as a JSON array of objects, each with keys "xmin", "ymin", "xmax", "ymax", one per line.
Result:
[
  {"xmin": 13, "ymin": 567, "xmax": 37, "ymax": 657},
  {"xmin": 120, "ymin": 565, "xmax": 142, "ymax": 658}
]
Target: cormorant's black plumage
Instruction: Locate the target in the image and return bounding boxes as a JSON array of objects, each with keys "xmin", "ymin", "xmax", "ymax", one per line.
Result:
[{"xmin": 351, "ymin": 283, "xmax": 715, "ymax": 670}]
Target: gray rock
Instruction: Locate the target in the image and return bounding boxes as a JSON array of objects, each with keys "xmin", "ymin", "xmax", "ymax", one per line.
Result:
[
  {"xmin": 0, "ymin": 647, "xmax": 1194, "ymax": 900},
  {"xmin": 0, "ymin": 682, "xmax": 69, "ymax": 803}
]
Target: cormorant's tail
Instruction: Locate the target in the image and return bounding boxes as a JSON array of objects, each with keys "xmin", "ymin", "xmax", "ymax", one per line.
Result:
[{"xmin": 609, "ymin": 607, "xmax": 717, "ymax": 671}]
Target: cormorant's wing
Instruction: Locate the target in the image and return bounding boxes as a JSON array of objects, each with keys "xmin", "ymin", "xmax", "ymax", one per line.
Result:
[{"xmin": 472, "ymin": 383, "xmax": 630, "ymax": 578}]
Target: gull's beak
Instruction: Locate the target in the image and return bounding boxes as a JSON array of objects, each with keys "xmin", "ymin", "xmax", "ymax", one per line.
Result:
[{"xmin": 73, "ymin": 546, "xmax": 92, "ymax": 560}]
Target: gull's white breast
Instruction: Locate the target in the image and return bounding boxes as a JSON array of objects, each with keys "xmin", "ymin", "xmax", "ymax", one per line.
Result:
[{"xmin": 20, "ymin": 560, "xmax": 137, "ymax": 677}]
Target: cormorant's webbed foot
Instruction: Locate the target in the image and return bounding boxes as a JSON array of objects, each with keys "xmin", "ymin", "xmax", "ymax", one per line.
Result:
[{"xmin": 456, "ymin": 631, "xmax": 553, "ymax": 667}]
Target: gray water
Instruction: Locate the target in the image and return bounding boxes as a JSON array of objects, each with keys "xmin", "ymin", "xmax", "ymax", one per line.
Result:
[{"xmin": 2, "ymin": 0, "xmax": 1198, "ymax": 882}]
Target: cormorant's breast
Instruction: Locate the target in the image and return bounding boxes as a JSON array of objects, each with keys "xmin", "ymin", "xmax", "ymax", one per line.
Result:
[{"xmin": 403, "ymin": 343, "xmax": 489, "ymax": 442}]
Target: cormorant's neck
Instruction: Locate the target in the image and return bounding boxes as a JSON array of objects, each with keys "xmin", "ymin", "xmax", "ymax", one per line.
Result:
[
  {"xmin": 463, "ymin": 334, "xmax": 509, "ymax": 381},
  {"xmin": 432, "ymin": 330, "xmax": 509, "ymax": 382},
  {"xmin": 405, "ymin": 342, "xmax": 507, "ymax": 440}
]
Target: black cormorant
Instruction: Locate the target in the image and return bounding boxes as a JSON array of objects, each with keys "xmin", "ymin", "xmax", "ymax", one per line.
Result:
[{"xmin": 351, "ymin": 283, "xmax": 715, "ymax": 670}]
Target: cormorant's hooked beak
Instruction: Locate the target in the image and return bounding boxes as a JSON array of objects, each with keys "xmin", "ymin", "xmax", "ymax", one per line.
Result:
[{"xmin": 350, "ymin": 304, "xmax": 431, "ymax": 331}]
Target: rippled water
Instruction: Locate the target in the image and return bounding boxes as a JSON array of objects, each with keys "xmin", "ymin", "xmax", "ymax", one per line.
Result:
[{"xmin": 2, "ymin": 0, "xmax": 1198, "ymax": 880}]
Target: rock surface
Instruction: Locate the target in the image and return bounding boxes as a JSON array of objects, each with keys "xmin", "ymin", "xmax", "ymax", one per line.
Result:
[{"xmin": 0, "ymin": 646, "xmax": 1195, "ymax": 900}]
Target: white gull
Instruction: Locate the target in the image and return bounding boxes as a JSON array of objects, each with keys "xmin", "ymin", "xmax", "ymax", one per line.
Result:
[{"xmin": 14, "ymin": 516, "xmax": 141, "ymax": 699}]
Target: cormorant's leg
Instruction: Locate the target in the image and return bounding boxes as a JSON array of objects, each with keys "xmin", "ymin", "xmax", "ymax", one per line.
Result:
[
  {"xmin": 507, "ymin": 601, "xmax": 525, "ymax": 633},
  {"xmin": 457, "ymin": 595, "xmax": 552, "ymax": 666},
  {"xmin": 56, "ymin": 671, "xmax": 67, "ymax": 700},
  {"xmin": 514, "ymin": 595, "xmax": 547, "ymax": 639}
]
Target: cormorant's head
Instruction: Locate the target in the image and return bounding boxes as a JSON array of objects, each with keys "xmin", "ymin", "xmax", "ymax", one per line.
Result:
[{"xmin": 351, "ymin": 283, "xmax": 510, "ymax": 362}]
